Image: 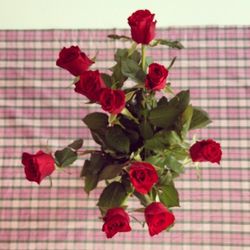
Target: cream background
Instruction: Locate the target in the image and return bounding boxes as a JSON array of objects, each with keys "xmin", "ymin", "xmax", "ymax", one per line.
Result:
[{"xmin": 0, "ymin": 0, "xmax": 249, "ymax": 29}]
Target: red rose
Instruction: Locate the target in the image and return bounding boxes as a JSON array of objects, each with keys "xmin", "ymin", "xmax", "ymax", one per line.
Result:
[
  {"xmin": 145, "ymin": 202, "xmax": 175, "ymax": 236},
  {"xmin": 99, "ymin": 88, "xmax": 125, "ymax": 114},
  {"xmin": 74, "ymin": 70, "xmax": 106, "ymax": 102},
  {"xmin": 189, "ymin": 139, "xmax": 222, "ymax": 164},
  {"xmin": 128, "ymin": 9, "xmax": 156, "ymax": 44},
  {"xmin": 102, "ymin": 207, "xmax": 131, "ymax": 238},
  {"xmin": 56, "ymin": 46, "xmax": 93, "ymax": 76},
  {"xmin": 21, "ymin": 150, "xmax": 55, "ymax": 184},
  {"xmin": 145, "ymin": 63, "xmax": 168, "ymax": 91},
  {"xmin": 129, "ymin": 162, "xmax": 158, "ymax": 194}
]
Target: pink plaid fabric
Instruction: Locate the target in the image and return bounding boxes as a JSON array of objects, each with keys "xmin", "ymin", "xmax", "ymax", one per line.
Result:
[{"xmin": 0, "ymin": 28, "xmax": 250, "ymax": 250}]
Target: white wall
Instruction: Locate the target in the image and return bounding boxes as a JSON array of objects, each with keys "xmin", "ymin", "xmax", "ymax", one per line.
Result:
[{"xmin": 0, "ymin": 0, "xmax": 250, "ymax": 29}]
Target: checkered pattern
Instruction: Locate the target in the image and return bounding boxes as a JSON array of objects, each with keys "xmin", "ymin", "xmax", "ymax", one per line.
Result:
[{"xmin": 0, "ymin": 28, "xmax": 250, "ymax": 250}]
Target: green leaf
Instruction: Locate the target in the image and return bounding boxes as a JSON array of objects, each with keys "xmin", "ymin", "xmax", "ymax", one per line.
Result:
[
  {"xmin": 110, "ymin": 63, "xmax": 127, "ymax": 89},
  {"xmin": 126, "ymin": 129, "xmax": 139, "ymax": 145},
  {"xmin": 145, "ymin": 155, "xmax": 166, "ymax": 169},
  {"xmin": 168, "ymin": 145, "xmax": 188, "ymax": 161},
  {"xmin": 158, "ymin": 96, "xmax": 168, "ymax": 106},
  {"xmin": 82, "ymin": 112, "xmax": 108, "ymax": 130},
  {"xmin": 158, "ymin": 181, "xmax": 180, "ymax": 208},
  {"xmin": 129, "ymin": 50, "xmax": 141, "ymax": 63},
  {"xmin": 99, "ymin": 164, "xmax": 125, "ymax": 181},
  {"xmin": 81, "ymin": 153, "xmax": 107, "ymax": 176},
  {"xmin": 121, "ymin": 176, "xmax": 134, "ymax": 194},
  {"xmin": 190, "ymin": 107, "xmax": 212, "ymax": 130},
  {"xmin": 101, "ymin": 73, "xmax": 112, "ymax": 88},
  {"xmin": 169, "ymin": 90, "xmax": 190, "ymax": 112},
  {"xmin": 80, "ymin": 160, "xmax": 90, "ymax": 177},
  {"xmin": 158, "ymin": 171, "xmax": 173, "ymax": 186},
  {"xmin": 139, "ymin": 121, "xmax": 154, "ymax": 139},
  {"xmin": 165, "ymin": 155, "xmax": 184, "ymax": 174},
  {"xmin": 144, "ymin": 130, "xmax": 182, "ymax": 151},
  {"xmin": 121, "ymin": 58, "xmax": 146, "ymax": 82},
  {"xmin": 105, "ymin": 125, "xmax": 130, "ymax": 154},
  {"xmin": 89, "ymin": 153, "xmax": 106, "ymax": 174},
  {"xmin": 97, "ymin": 182, "xmax": 127, "ymax": 214},
  {"xmin": 149, "ymin": 105, "xmax": 177, "ymax": 128},
  {"xmin": 68, "ymin": 139, "xmax": 83, "ymax": 151},
  {"xmin": 114, "ymin": 49, "xmax": 128, "ymax": 62},
  {"xmin": 90, "ymin": 129, "xmax": 106, "ymax": 146},
  {"xmin": 149, "ymin": 90, "xmax": 190, "ymax": 128},
  {"xmin": 180, "ymin": 105, "xmax": 193, "ymax": 138},
  {"xmin": 135, "ymin": 70, "xmax": 146, "ymax": 83},
  {"xmin": 150, "ymin": 39, "xmax": 184, "ymax": 49},
  {"xmin": 84, "ymin": 174, "xmax": 99, "ymax": 194},
  {"xmin": 55, "ymin": 147, "xmax": 77, "ymax": 167}
]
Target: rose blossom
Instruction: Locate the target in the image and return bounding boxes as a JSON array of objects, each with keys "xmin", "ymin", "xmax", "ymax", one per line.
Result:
[
  {"xmin": 128, "ymin": 9, "xmax": 156, "ymax": 44},
  {"xmin": 129, "ymin": 162, "xmax": 158, "ymax": 194},
  {"xmin": 74, "ymin": 70, "xmax": 106, "ymax": 102},
  {"xmin": 21, "ymin": 150, "xmax": 55, "ymax": 184},
  {"xmin": 145, "ymin": 202, "xmax": 175, "ymax": 236},
  {"xmin": 56, "ymin": 45, "xmax": 93, "ymax": 76},
  {"xmin": 102, "ymin": 207, "xmax": 131, "ymax": 238},
  {"xmin": 189, "ymin": 139, "xmax": 222, "ymax": 164},
  {"xmin": 145, "ymin": 63, "xmax": 168, "ymax": 91},
  {"xmin": 99, "ymin": 88, "xmax": 125, "ymax": 114}
]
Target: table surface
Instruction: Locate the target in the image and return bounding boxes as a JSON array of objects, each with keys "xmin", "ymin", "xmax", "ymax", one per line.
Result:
[{"xmin": 0, "ymin": 27, "xmax": 250, "ymax": 250}]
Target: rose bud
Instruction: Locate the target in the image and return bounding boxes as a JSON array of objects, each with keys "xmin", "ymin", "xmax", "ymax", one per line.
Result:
[
  {"xmin": 145, "ymin": 202, "xmax": 175, "ymax": 236},
  {"xmin": 189, "ymin": 139, "xmax": 222, "ymax": 164},
  {"xmin": 128, "ymin": 9, "xmax": 156, "ymax": 44},
  {"xmin": 129, "ymin": 162, "xmax": 158, "ymax": 194},
  {"xmin": 56, "ymin": 46, "xmax": 93, "ymax": 76},
  {"xmin": 74, "ymin": 70, "xmax": 106, "ymax": 102},
  {"xmin": 21, "ymin": 150, "xmax": 55, "ymax": 184},
  {"xmin": 99, "ymin": 88, "xmax": 125, "ymax": 114},
  {"xmin": 102, "ymin": 207, "xmax": 131, "ymax": 238},
  {"xmin": 145, "ymin": 63, "xmax": 168, "ymax": 91}
]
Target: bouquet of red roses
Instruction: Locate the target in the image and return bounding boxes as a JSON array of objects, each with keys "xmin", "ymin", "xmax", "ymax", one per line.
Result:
[{"xmin": 21, "ymin": 9, "xmax": 222, "ymax": 238}]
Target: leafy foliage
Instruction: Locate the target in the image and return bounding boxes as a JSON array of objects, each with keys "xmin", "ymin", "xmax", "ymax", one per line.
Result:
[
  {"xmin": 51, "ymin": 26, "xmax": 213, "ymax": 236},
  {"xmin": 149, "ymin": 90, "xmax": 190, "ymax": 128},
  {"xmin": 21, "ymin": 9, "xmax": 219, "ymax": 238},
  {"xmin": 97, "ymin": 182, "xmax": 128, "ymax": 214},
  {"xmin": 55, "ymin": 147, "xmax": 77, "ymax": 168}
]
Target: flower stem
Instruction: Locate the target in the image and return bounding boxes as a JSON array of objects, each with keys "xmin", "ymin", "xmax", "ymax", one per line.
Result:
[
  {"xmin": 48, "ymin": 176, "xmax": 53, "ymax": 188},
  {"xmin": 134, "ymin": 191, "xmax": 152, "ymax": 206},
  {"xmin": 144, "ymin": 194, "xmax": 153, "ymax": 206},
  {"xmin": 141, "ymin": 45, "xmax": 147, "ymax": 72},
  {"xmin": 77, "ymin": 150, "xmax": 99, "ymax": 156}
]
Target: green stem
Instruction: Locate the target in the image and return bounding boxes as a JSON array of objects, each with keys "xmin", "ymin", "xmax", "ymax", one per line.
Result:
[
  {"xmin": 77, "ymin": 150, "xmax": 99, "ymax": 156},
  {"xmin": 144, "ymin": 194, "xmax": 153, "ymax": 206},
  {"xmin": 134, "ymin": 191, "xmax": 152, "ymax": 207},
  {"xmin": 48, "ymin": 176, "xmax": 53, "ymax": 188},
  {"xmin": 194, "ymin": 163, "xmax": 201, "ymax": 180},
  {"xmin": 141, "ymin": 45, "xmax": 147, "ymax": 72}
]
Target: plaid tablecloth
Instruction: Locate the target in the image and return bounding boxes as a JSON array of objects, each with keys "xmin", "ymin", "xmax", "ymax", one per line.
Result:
[{"xmin": 0, "ymin": 27, "xmax": 249, "ymax": 250}]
